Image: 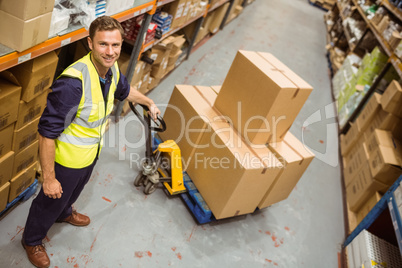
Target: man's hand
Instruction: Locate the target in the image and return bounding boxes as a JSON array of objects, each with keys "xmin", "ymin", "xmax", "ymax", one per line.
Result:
[
  {"xmin": 148, "ymin": 103, "xmax": 161, "ymax": 121},
  {"xmin": 43, "ymin": 178, "xmax": 63, "ymax": 199}
]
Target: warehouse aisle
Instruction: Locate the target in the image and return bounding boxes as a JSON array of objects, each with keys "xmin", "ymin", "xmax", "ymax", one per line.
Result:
[{"xmin": 0, "ymin": 0, "xmax": 344, "ymax": 267}]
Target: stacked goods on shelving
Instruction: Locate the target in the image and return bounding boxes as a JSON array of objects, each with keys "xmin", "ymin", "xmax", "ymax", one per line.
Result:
[
  {"xmin": 0, "ymin": 0, "xmax": 54, "ymax": 51},
  {"xmin": 152, "ymin": 12, "xmax": 173, "ymax": 35},
  {"xmin": 121, "ymin": 15, "xmax": 158, "ymax": 44},
  {"xmin": 226, "ymin": 0, "xmax": 243, "ymax": 24},
  {"xmin": 105, "ymin": 0, "xmax": 134, "ymax": 16},
  {"xmin": 334, "ymin": 47, "xmax": 400, "ymax": 127},
  {"xmin": 342, "ymin": 81, "xmax": 402, "ymax": 228},
  {"xmin": 346, "ymin": 230, "xmax": 402, "ymax": 268},
  {"xmin": 160, "ymin": 50, "xmax": 315, "ymax": 219},
  {"xmin": 0, "ymin": 51, "xmax": 59, "ymax": 211}
]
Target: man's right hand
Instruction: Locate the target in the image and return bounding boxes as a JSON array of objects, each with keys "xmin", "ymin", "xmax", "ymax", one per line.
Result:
[{"xmin": 43, "ymin": 178, "xmax": 63, "ymax": 199}]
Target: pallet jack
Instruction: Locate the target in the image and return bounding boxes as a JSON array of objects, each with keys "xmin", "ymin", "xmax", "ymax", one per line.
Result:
[{"xmin": 130, "ymin": 102, "xmax": 187, "ymax": 195}]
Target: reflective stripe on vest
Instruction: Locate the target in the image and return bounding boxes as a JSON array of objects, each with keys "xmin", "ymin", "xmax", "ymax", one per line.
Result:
[{"xmin": 55, "ymin": 52, "xmax": 119, "ymax": 168}]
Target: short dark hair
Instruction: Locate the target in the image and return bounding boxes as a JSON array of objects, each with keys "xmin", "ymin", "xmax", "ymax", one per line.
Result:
[{"xmin": 89, "ymin": 16, "xmax": 124, "ymax": 40}]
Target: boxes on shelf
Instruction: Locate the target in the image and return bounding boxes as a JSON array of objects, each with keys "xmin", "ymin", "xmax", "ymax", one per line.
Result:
[
  {"xmin": 355, "ymin": 192, "xmax": 382, "ymax": 224},
  {"xmin": 0, "ymin": 72, "xmax": 22, "ymax": 131},
  {"xmin": 138, "ymin": 71, "xmax": 151, "ymax": 94},
  {"xmin": 346, "ymin": 162, "xmax": 388, "ymax": 212},
  {"xmin": 0, "ymin": 182, "xmax": 10, "ymax": 212},
  {"xmin": 118, "ymin": 52, "xmax": 146, "ymax": 86},
  {"xmin": 151, "ymin": 57, "xmax": 169, "ymax": 80},
  {"xmin": 48, "ymin": 4, "xmax": 70, "ymax": 37},
  {"xmin": 208, "ymin": 2, "xmax": 230, "ymax": 34},
  {"xmin": 147, "ymin": 76, "xmax": 161, "ymax": 91},
  {"xmin": 152, "ymin": 11, "xmax": 173, "ymax": 34},
  {"xmin": 214, "ymin": 50, "xmax": 313, "ymax": 144},
  {"xmin": 343, "ymin": 143, "xmax": 369, "ymax": 187},
  {"xmin": 0, "ymin": 124, "xmax": 14, "ymax": 159},
  {"xmin": 346, "ymin": 230, "xmax": 402, "ymax": 268},
  {"xmin": 15, "ymin": 89, "xmax": 48, "ymax": 130},
  {"xmin": 163, "ymin": 0, "xmax": 188, "ymax": 29},
  {"xmin": 0, "ymin": 0, "xmax": 54, "ymax": 20},
  {"xmin": 340, "ymin": 123, "xmax": 361, "ymax": 156},
  {"xmin": 12, "ymin": 117, "xmax": 40, "ymax": 155},
  {"xmin": 0, "ymin": 151, "xmax": 14, "ymax": 188},
  {"xmin": 9, "ymin": 51, "xmax": 58, "ymax": 102},
  {"xmin": 0, "ymin": 10, "xmax": 52, "ymax": 52},
  {"xmin": 355, "ymin": 92, "xmax": 381, "ymax": 133},
  {"xmin": 381, "ymin": 80, "xmax": 402, "ymax": 118},
  {"xmin": 8, "ymin": 162, "xmax": 37, "ymax": 202},
  {"xmin": 12, "ymin": 140, "xmax": 39, "ymax": 178},
  {"xmin": 258, "ymin": 132, "xmax": 315, "ymax": 209},
  {"xmin": 105, "ymin": 0, "xmax": 134, "ymax": 16}
]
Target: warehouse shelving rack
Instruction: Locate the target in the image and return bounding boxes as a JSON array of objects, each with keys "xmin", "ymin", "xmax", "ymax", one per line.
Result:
[
  {"xmin": 343, "ymin": 175, "xmax": 402, "ymax": 256},
  {"xmin": 326, "ymin": 0, "xmax": 402, "ymax": 134},
  {"xmin": 325, "ymin": 1, "xmax": 402, "ymax": 266}
]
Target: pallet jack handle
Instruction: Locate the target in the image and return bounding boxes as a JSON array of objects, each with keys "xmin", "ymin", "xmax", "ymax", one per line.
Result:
[{"xmin": 129, "ymin": 102, "xmax": 166, "ymax": 159}]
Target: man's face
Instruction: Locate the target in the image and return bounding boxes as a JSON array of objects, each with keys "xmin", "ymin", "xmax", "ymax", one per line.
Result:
[{"xmin": 87, "ymin": 29, "xmax": 122, "ymax": 72}]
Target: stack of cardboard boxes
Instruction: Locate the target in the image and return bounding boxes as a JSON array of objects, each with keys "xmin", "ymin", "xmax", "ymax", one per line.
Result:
[
  {"xmin": 0, "ymin": 51, "xmax": 58, "ymax": 212},
  {"xmin": 160, "ymin": 50, "xmax": 315, "ymax": 219},
  {"xmin": 0, "ymin": 0, "xmax": 54, "ymax": 51},
  {"xmin": 342, "ymin": 80, "xmax": 402, "ymax": 231},
  {"xmin": 162, "ymin": 0, "xmax": 208, "ymax": 31}
]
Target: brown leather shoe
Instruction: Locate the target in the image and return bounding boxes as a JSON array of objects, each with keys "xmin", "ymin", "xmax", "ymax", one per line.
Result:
[
  {"xmin": 58, "ymin": 211, "xmax": 90, "ymax": 226},
  {"xmin": 21, "ymin": 239, "xmax": 50, "ymax": 268}
]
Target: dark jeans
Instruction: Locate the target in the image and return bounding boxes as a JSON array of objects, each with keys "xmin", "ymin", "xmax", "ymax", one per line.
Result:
[{"xmin": 23, "ymin": 160, "xmax": 97, "ymax": 246}]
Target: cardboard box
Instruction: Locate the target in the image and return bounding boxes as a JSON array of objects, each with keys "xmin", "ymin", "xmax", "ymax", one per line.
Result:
[
  {"xmin": 15, "ymin": 90, "xmax": 48, "ymax": 130},
  {"xmin": 10, "ymin": 51, "xmax": 58, "ymax": 102},
  {"xmin": 138, "ymin": 71, "xmax": 151, "ymax": 95},
  {"xmin": 365, "ymin": 129, "xmax": 402, "ymax": 158},
  {"xmin": 363, "ymin": 110, "xmax": 400, "ymax": 141},
  {"xmin": 214, "ymin": 51, "xmax": 313, "ymax": 144},
  {"xmin": 0, "ymin": 11, "xmax": 52, "ymax": 52},
  {"xmin": 0, "ymin": 182, "xmax": 10, "ymax": 212},
  {"xmin": 355, "ymin": 93, "xmax": 381, "ymax": 132},
  {"xmin": 151, "ymin": 58, "xmax": 169, "ymax": 79},
  {"xmin": 258, "ymin": 132, "xmax": 315, "ymax": 209},
  {"xmin": 12, "ymin": 140, "xmax": 39, "ymax": 177},
  {"xmin": 168, "ymin": 49, "xmax": 182, "ymax": 67},
  {"xmin": 211, "ymin": 85, "xmax": 221, "ymax": 95},
  {"xmin": 356, "ymin": 192, "xmax": 382, "ymax": 224},
  {"xmin": 0, "ymin": 151, "xmax": 14, "ymax": 188},
  {"xmin": 118, "ymin": 53, "xmax": 146, "ymax": 87},
  {"xmin": 346, "ymin": 163, "xmax": 388, "ymax": 212},
  {"xmin": 0, "ymin": 0, "xmax": 54, "ymax": 20},
  {"xmin": 163, "ymin": 0, "xmax": 187, "ymax": 29},
  {"xmin": 368, "ymin": 145, "xmax": 402, "ymax": 185},
  {"xmin": 381, "ymin": 80, "xmax": 402, "ymax": 118},
  {"xmin": 148, "ymin": 76, "xmax": 161, "ymax": 90},
  {"xmin": 343, "ymin": 145, "xmax": 369, "ymax": 187},
  {"xmin": 159, "ymin": 85, "xmax": 220, "ymax": 162},
  {"xmin": 0, "ymin": 72, "xmax": 22, "ymax": 131},
  {"xmin": 0, "ymin": 124, "xmax": 14, "ymax": 159},
  {"xmin": 186, "ymin": 116, "xmax": 283, "ymax": 219},
  {"xmin": 171, "ymin": 35, "xmax": 186, "ymax": 56},
  {"xmin": 340, "ymin": 123, "xmax": 361, "ymax": 156},
  {"xmin": 8, "ymin": 162, "xmax": 36, "ymax": 202},
  {"xmin": 12, "ymin": 117, "xmax": 40, "ymax": 155},
  {"xmin": 208, "ymin": 2, "xmax": 230, "ymax": 34}
]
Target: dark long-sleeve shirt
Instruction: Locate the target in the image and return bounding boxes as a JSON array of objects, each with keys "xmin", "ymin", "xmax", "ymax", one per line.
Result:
[{"xmin": 38, "ymin": 68, "xmax": 130, "ymax": 139}]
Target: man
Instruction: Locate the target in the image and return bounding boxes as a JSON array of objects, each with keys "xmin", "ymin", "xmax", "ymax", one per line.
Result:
[{"xmin": 22, "ymin": 16, "xmax": 160, "ymax": 268}]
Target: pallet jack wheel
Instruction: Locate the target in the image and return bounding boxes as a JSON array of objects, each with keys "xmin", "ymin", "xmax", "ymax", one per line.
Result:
[
  {"xmin": 134, "ymin": 173, "xmax": 145, "ymax": 187},
  {"xmin": 144, "ymin": 181, "xmax": 157, "ymax": 195}
]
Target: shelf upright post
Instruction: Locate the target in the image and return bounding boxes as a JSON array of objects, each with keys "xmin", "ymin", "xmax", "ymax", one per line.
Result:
[
  {"xmin": 220, "ymin": 0, "xmax": 236, "ymax": 30},
  {"xmin": 115, "ymin": 1, "xmax": 158, "ymax": 122}
]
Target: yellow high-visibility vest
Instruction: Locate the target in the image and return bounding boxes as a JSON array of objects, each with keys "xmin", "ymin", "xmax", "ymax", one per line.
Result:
[{"xmin": 55, "ymin": 52, "xmax": 119, "ymax": 168}]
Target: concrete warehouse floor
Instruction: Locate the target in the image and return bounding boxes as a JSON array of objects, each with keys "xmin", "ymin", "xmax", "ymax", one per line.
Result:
[{"xmin": 0, "ymin": 0, "xmax": 344, "ymax": 267}]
